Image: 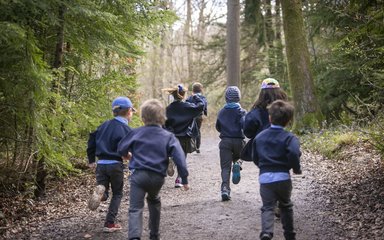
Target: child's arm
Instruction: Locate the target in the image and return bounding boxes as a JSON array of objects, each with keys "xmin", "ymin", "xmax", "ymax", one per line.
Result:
[{"xmin": 287, "ymin": 135, "xmax": 302, "ymax": 174}]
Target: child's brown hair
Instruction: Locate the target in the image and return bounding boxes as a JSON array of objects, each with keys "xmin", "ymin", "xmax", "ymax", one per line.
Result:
[
  {"xmin": 268, "ymin": 100, "xmax": 294, "ymax": 127},
  {"xmin": 140, "ymin": 99, "xmax": 166, "ymax": 126}
]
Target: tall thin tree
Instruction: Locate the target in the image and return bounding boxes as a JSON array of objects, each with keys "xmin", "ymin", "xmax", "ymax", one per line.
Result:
[{"xmin": 226, "ymin": 0, "xmax": 240, "ymax": 87}]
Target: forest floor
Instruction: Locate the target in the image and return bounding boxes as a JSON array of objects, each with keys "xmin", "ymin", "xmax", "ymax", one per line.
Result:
[{"xmin": 1, "ymin": 131, "xmax": 383, "ymax": 240}]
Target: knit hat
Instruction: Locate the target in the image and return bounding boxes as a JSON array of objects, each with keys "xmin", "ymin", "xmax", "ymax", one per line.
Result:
[
  {"xmin": 261, "ymin": 78, "xmax": 280, "ymax": 89},
  {"xmin": 112, "ymin": 96, "xmax": 136, "ymax": 112},
  {"xmin": 225, "ymin": 86, "xmax": 241, "ymax": 103}
]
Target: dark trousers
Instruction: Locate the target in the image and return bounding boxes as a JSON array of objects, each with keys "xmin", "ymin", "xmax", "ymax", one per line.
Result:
[
  {"xmin": 96, "ymin": 163, "xmax": 124, "ymax": 224},
  {"xmin": 195, "ymin": 116, "xmax": 203, "ymax": 150},
  {"xmin": 128, "ymin": 170, "xmax": 165, "ymax": 240},
  {"xmin": 260, "ymin": 180, "xmax": 296, "ymax": 240},
  {"xmin": 218, "ymin": 138, "xmax": 244, "ymax": 193}
]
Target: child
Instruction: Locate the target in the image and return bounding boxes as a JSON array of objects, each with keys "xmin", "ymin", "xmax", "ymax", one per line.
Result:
[
  {"xmin": 215, "ymin": 86, "xmax": 247, "ymax": 201},
  {"xmin": 117, "ymin": 99, "xmax": 189, "ymax": 240},
  {"xmin": 186, "ymin": 82, "xmax": 208, "ymax": 153},
  {"xmin": 164, "ymin": 84, "xmax": 205, "ymax": 187},
  {"xmin": 87, "ymin": 96, "xmax": 135, "ymax": 232},
  {"xmin": 252, "ymin": 100, "xmax": 302, "ymax": 240},
  {"xmin": 243, "ymin": 78, "xmax": 288, "ymax": 144}
]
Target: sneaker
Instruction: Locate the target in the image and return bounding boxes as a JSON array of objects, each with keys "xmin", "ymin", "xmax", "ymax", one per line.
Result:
[
  {"xmin": 174, "ymin": 177, "xmax": 183, "ymax": 188},
  {"xmin": 167, "ymin": 158, "xmax": 175, "ymax": 177},
  {"xmin": 88, "ymin": 185, "xmax": 106, "ymax": 211},
  {"xmin": 232, "ymin": 162, "xmax": 241, "ymax": 184},
  {"xmin": 103, "ymin": 223, "xmax": 122, "ymax": 233},
  {"xmin": 196, "ymin": 149, "xmax": 200, "ymax": 153},
  {"xmin": 260, "ymin": 233, "xmax": 272, "ymax": 240},
  {"xmin": 221, "ymin": 192, "xmax": 231, "ymax": 201}
]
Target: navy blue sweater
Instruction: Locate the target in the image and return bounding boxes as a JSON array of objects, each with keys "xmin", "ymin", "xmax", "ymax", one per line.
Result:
[
  {"xmin": 253, "ymin": 127, "xmax": 301, "ymax": 174},
  {"xmin": 117, "ymin": 125, "xmax": 189, "ymax": 184},
  {"xmin": 215, "ymin": 104, "xmax": 246, "ymax": 139},
  {"xmin": 243, "ymin": 108, "xmax": 270, "ymax": 139},
  {"xmin": 87, "ymin": 119, "xmax": 132, "ymax": 163},
  {"xmin": 165, "ymin": 96, "xmax": 204, "ymax": 137},
  {"xmin": 186, "ymin": 94, "xmax": 208, "ymax": 116}
]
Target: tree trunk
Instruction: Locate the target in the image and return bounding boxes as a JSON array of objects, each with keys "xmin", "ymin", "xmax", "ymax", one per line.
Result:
[
  {"xmin": 275, "ymin": 0, "xmax": 287, "ymax": 85},
  {"xmin": 265, "ymin": 0, "xmax": 276, "ymax": 76},
  {"xmin": 281, "ymin": 0, "xmax": 322, "ymax": 131},
  {"xmin": 35, "ymin": 3, "xmax": 66, "ymax": 199},
  {"xmin": 226, "ymin": 0, "xmax": 241, "ymax": 87},
  {"xmin": 185, "ymin": 0, "xmax": 193, "ymax": 83}
]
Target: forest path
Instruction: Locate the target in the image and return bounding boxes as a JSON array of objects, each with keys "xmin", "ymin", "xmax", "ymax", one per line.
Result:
[{"xmin": 12, "ymin": 133, "xmax": 328, "ymax": 240}]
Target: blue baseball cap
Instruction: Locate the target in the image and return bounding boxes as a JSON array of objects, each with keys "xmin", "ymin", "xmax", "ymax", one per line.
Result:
[{"xmin": 112, "ymin": 96, "xmax": 136, "ymax": 112}]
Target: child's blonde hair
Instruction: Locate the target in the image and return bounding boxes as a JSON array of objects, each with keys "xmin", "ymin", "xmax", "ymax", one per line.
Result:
[{"xmin": 140, "ymin": 99, "xmax": 166, "ymax": 126}]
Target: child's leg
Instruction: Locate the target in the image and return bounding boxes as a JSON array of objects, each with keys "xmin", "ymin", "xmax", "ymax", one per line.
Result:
[
  {"xmin": 219, "ymin": 139, "xmax": 232, "ymax": 200},
  {"xmin": 277, "ymin": 180, "xmax": 296, "ymax": 240},
  {"xmin": 105, "ymin": 163, "xmax": 124, "ymax": 225},
  {"xmin": 146, "ymin": 172, "xmax": 165, "ymax": 240},
  {"xmin": 260, "ymin": 183, "xmax": 278, "ymax": 238},
  {"xmin": 128, "ymin": 170, "xmax": 148, "ymax": 239}
]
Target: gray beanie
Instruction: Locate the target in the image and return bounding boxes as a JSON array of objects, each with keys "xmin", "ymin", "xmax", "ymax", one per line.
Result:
[{"xmin": 225, "ymin": 86, "xmax": 241, "ymax": 103}]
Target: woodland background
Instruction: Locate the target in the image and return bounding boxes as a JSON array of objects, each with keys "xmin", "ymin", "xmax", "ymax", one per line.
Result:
[{"xmin": 0, "ymin": 0, "xmax": 383, "ymax": 230}]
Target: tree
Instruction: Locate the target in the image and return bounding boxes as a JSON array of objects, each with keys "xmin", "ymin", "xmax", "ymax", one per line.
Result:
[
  {"xmin": 226, "ymin": 0, "xmax": 240, "ymax": 87},
  {"xmin": 281, "ymin": 0, "xmax": 322, "ymax": 131}
]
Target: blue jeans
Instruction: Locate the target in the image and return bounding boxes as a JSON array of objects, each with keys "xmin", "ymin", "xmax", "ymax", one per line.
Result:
[
  {"xmin": 259, "ymin": 180, "xmax": 296, "ymax": 240},
  {"xmin": 96, "ymin": 162, "xmax": 124, "ymax": 224},
  {"xmin": 218, "ymin": 138, "xmax": 245, "ymax": 193},
  {"xmin": 128, "ymin": 170, "xmax": 165, "ymax": 240}
]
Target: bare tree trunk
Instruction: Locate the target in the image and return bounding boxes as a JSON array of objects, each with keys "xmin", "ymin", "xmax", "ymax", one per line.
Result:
[
  {"xmin": 275, "ymin": 0, "xmax": 287, "ymax": 85},
  {"xmin": 281, "ymin": 0, "xmax": 322, "ymax": 131},
  {"xmin": 226, "ymin": 0, "xmax": 241, "ymax": 87},
  {"xmin": 185, "ymin": 0, "xmax": 193, "ymax": 83},
  {"xmin": 265, "ymin": 0, "xmax": 276, "ymax": 76}
]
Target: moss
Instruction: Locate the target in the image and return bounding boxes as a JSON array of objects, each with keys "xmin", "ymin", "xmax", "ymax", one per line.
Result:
[{"xmin": 302, "ymin": 130, "xmax": 360, "ymax": 159}]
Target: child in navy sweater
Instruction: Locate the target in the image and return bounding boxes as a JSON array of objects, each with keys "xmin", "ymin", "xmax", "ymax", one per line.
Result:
[
  {"xmin": 186, "ymin": 82, "xmax": 208, "ymax": 153},
  {"xmin": 87, "ymin": 96, "xmax": 135, "ymax": 232},
  {"xmin": 215, "ymin": 86, "xmax": 246, "ymax": 201},
  {"xmin": 252, "ymin": 100, "xmax": 302, "ymax": 240},
  {"xmin": 164, "ymin": 84, "xmax": 204, "ymax": 187},
  {"xmin": 118, "ymin": 99, "xmax": 189, "ymax": 240}
]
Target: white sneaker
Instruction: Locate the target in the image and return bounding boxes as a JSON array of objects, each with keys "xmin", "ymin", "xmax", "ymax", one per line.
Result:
[
  {"xmin": 167, "ymin": 158, "xmax": 175, "ymax": 177},
  {"xmin": 88, "ymin": 185, "xmax": 105, "ymax": 211},
  {"xmin": 174, "ymin": 177, "xmax": 183, "ymax": 188}
]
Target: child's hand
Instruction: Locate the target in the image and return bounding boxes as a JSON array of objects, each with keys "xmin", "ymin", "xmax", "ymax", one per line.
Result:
[
  {"xmin": 122, "ymin": 152, "xmax": 132, "ymax": 161},
  {"xmin": 182, "ymin": 184, "xmax": 190, "ymax": 191},
  {"xmin": 88, "ymin": 163, "xmax": 96, "ymax": 170},
  {"xmin": 293, "ymin": 169, "xmax": 302, "ymax": 175}
]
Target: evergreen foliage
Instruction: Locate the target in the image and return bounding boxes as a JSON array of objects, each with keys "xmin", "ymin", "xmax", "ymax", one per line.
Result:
[{"xmin": 0, "ymin": 0, "xmax": 175, "ymax": 194}]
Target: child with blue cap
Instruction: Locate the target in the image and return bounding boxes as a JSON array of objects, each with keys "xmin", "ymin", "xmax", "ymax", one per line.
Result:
[{"xmin": 87, "ymin": 96, "xmax": 135, "ymax": 232}]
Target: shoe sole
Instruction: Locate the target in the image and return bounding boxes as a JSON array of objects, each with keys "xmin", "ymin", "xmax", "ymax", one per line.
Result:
[
  {"xmin": 232, "ymin": 164, "xmax": 241, "ymax": 184},
  {"xmin": 88, "ymin": 185, "xmax": 105, "ymax": 211},
  {"xmin": 167, "ymin": 158, "xmax": 175, "ymax": 177},
  {"xmin": 103, "ymin": 227, "xmax": 122, "ymax": 233}
]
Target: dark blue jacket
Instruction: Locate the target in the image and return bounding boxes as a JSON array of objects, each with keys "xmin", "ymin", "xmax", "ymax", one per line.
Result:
[
  {"xmin": 165, "ymin": 96, "xmax": 204, "ymax": 137},
  {"xmin": 216, "ymin": 104, "xmax": 246, "ymax": 139},
  {"xmin": 186, "ymin": 94, "xmax": 208, "ymax": 116},
  {"xmin": 117, "ymin": 125, "xmax": 189, "ymax": 184},
  {"xmin": 253, "ymin": 127, "xmax": 301, "ymax": 174},
  {"xmin": 87, "ymin": 119, "xmax": 132, "ymax": 163},
  {"xmin": 243, "ymin": 108, "xmax": 270, "ymax": 139}
]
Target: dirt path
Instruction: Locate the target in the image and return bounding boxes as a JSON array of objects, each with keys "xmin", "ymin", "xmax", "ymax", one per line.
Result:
[{"xmin": 9, "ymin": 133, "xmax": 331, "ymax": 240}]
